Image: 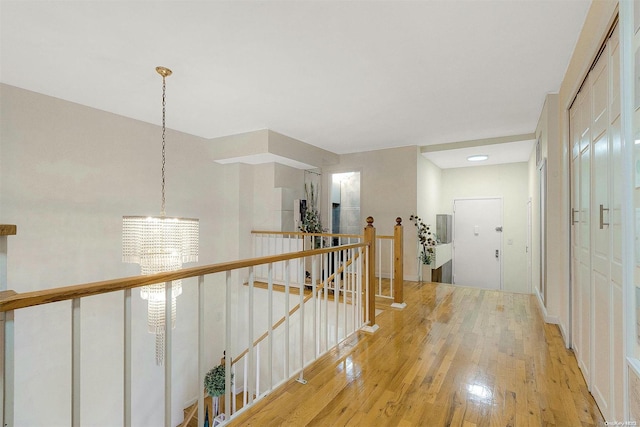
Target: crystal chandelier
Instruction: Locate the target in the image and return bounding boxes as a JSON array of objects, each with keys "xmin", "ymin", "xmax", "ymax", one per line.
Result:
[{"xmin": 123, "ymin": 66, "xmax": 199, "ymax": 365}]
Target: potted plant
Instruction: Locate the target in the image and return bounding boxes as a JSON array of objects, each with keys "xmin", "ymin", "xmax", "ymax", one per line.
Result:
[
  {"xmin": 204, "ymin": 363, "xmax": 233, "ymax": 416},
  {"xmin": 299, "ymin": 182, "xmax": 326, "ymax": 249},
  {"xmin": 410, "ymin": 214, "xmax": 436, "ymax": 281}
]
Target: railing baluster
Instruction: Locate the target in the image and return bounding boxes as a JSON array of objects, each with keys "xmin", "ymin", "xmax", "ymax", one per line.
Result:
[
  {"xmin": 312, "ymin": 255, "xmax": 318, "ymax": 358},
  {"xmin": 334, "ymin": 250, "xmax": 339, "ymax": 346},
  {"xmin": 377, "ymin": 239, "xmax": 382, "ymax": 296},
  {"xmin": 389, "ymin": 238, "xmax": 394, "ymax": 297},
  {"xmin": 323, "ymin": 254, "xmax": 328, "ymax": 353},
  {"xmin": 358, "ymin": 247, "xmax": 364, "ymax": 326},
  {"xmin": 231, "ymin": 363, "xmax": 237, "ymax": 414},
  {"xmin": 248, "ymin": 268, "xmax": 255, "ymax": 405},
  {"xmin": 72, "ymin": 298, "xmax": 81, "ymax": 427},
  {"xmin": 243, "ymin": 356, "xmax": 248, "ymax": 407},
  {"xmin": 344, "ymin": 249, "xmax": 349, "ymax": 334},
  {"xmin": 297, "ymin": 257, "xmax": 306, "ymax": 384},
  {"xmin": 354, "ymin": 249, "xmax": 358, "ymax": 327},
  {"xmin": 225, "ymin": 271, "xmax": 232, "ymax": 419},
  {"xmin": 123, "ymin": 289, "xmax": 132, "ymax": 427},
  {"xmin": 164, "ymin": 281, "xmax": 172, "ymax": 427},
  {"xmin": 267, "ymin": 263, "xmax": 273, "ymax": 391},
  {"xmin": 2, "ymin": 308, "xmax": 14, "ymax": 427},
  {"xmin": 284, "ymin": 260, "xmax": 290, "ymax": 378},
  {"xmin": 198, "ymin": 275, "xmax": 205, "ymax": 424},
  {"xmin": 256, "ymin": 342, "xmax": 260, "ymax": 397}
]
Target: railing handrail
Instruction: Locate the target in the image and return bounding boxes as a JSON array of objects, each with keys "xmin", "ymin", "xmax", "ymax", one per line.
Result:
[
  {"xmin": 0, "ymin": 243, "xmax": 367, "ymax": 313},
  {"xmin": 252, "ymin": 230, "xmax": 394, "ymax": 240}
]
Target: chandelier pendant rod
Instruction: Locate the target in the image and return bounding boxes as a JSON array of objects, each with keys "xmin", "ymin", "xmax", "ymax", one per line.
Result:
[{"xmin": 157, "ymin": 66, "xmax": 172, "ymax": 216}]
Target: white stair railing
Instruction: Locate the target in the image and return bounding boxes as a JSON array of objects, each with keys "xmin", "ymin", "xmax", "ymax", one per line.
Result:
[
  {"xmin": 0, "ymin": 220, "xmax": 379, "ymax": 427},
  {"xmin": 227, "ymin": 245, "xmax": 365, "ymax": 420},
  {"xmin": 252, "ymin": 217, "xmax": 405, "ymax": 305}
]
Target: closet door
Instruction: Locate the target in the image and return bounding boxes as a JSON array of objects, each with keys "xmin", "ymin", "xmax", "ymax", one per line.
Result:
[
  {"xmin": 570, "ymin": 100, "xmax": 584, "ymax": 374},
  {"xmin": 570, "ymin": 80, "xmax": 592, "ymax": 383},
  {"xmin": 608, "ymin": 28, "xmax": 624, "ymax": 421},
  {"xmin": 569, "ymin": 24, "xmax": 622, "ymax": 422},
  {"xmin": 590, "ymin": 44, "xmax": 611, "ymax": 418}
]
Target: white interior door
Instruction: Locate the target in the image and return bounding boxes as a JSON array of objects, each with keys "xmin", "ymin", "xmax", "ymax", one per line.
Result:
[
  {"xmin": 452, "ymin": 198, "xmax": 502, "ymax": 290},
  {"xmin": 591, "ymin": 40, "xmax": 612, "ymax": 419},
  {"xmin": 568, "ymin": 26, "xmax": 622, "ymax": 422},
  {"xmin": 570, "ymin": 90, "xmax": 592, "ymax": 385}
]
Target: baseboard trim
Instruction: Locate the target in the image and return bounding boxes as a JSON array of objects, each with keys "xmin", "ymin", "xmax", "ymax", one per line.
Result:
[{"xmin": 361, "ymin": 324, "xmax": 380, "ymax": 334}]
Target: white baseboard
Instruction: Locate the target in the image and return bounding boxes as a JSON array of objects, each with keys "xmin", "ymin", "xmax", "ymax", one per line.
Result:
[
  {"xmin": 534, "ymin": 289, "xmax": 569, "ymax": 348},
  {"xmin": 390, "ymin": 302, "xmax": 407, "ymax": 310},
  {"xmin": 361, "ymin": 324, "xmax": 380, "ymax": 334}
]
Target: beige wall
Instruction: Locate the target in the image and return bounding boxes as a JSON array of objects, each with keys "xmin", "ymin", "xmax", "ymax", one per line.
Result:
[
  {"xmin": 532, "ymin": 94, "xmax": 562, "ymax": 326},
  {"xmin": 324, "ymin": 146, "xmax": 419, "ymax": 279},
  {"xmin": 0, "ymin": 83, "xmax": 231, "ymax": 426},
  {"xmin": 440, "ymin": 162, "xmax": 530, "ymax": 293}
]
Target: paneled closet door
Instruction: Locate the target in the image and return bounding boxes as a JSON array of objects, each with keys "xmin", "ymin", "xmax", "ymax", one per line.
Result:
[
  {"xmin": 570, "ymin": 79, "xmax": 592, "ymax": 384},
  {"xmin": 570, "ymin": 101, "xmax": 585, "ymax": 377},
  {"xmin": 569, "ymin": 24, "xmax": 622, "ymax": 423},
  {"xmin": 608, "ymin": 28, "xmax": 624, "ymax": 421},
  {"xmin": 590, "ymin": 43, "xmax": 611, "ymax": 417}
]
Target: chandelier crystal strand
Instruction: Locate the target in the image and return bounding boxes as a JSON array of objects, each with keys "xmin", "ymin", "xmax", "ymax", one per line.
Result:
[{"xmin": 122, "ymin": 67, "xmax": 199, "ymax": 366}]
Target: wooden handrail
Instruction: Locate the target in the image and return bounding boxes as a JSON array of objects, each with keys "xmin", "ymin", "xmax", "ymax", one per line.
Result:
[
  {"xmin": 231, "ymin": 250, "xmax": 362, "ymax": 364},
  {"xmin": 0, "ymin": 243, "xmax": 366, "ymax": 313},
  {"xmin": 251, "ymin": 230, "xmax": 393, "ymax": 240},
  {"xmin": 252, "ymin": 230, "xmax": 364, "ymax": 239},
  {"xmin": 0, "ymin": 225, "xmax": 17, "ymax": 236}
]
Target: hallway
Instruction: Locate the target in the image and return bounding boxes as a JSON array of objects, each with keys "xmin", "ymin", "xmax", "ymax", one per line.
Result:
[{"xmin": 230, "ymin": 281, "xmax": 603, "ymax": 426}]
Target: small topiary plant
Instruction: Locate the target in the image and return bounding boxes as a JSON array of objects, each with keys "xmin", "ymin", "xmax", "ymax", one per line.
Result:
[{"xmin": 204, "ymin": 364, "xmax": 232, "ymax": 397}]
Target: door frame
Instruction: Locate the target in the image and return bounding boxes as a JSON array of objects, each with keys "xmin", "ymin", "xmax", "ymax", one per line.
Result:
[
  {"xmin": 527, "ymin": 197, "xmax": 533, "ymax": 294},
  {"xmin": 538, "ymin": 159, "xmax": 547, "ymax": 306},
  {"xmin": 326, "ymin": 170, "xmax": 362, "ymax": 238}
]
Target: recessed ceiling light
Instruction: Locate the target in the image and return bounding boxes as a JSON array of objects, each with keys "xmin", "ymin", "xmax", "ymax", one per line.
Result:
[{"xmin": 467, "ymin": 155, "xmax": 489, "ymax": 162}]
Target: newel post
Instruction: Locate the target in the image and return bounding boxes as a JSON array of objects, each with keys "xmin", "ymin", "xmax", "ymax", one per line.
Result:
[
  {"xmin": 362, "ymin": 217, "xmax": 379, "ymax": 333},
  {"xmin": 391, "ymin": 218, "xmax": 407, "ymax": 309}
]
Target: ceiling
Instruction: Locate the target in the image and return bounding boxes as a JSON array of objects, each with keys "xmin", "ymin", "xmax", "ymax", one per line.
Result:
[
  {"xmin": 0, "ymin": 1, "xmax": 590, "ymax": 162},
  {"xmin": 423, "ymin": 139, "xmax": 537, "ymax": 169}
]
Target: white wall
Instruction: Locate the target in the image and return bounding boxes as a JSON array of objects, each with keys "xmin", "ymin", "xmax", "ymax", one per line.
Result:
[
  {"xmin": 0, "ymin": 83, "xmax": 231, "ymax": 426},
  {"xmin": 416, "ymin": 153, "xmax": 442, "ymax": 281},
  {"xmin": 532, "ymin": 94, "xmax": 560, "ymax": 324},
  {"xmin": 440, "ymin": 162, "xmax": 530, "ymax": 294}
]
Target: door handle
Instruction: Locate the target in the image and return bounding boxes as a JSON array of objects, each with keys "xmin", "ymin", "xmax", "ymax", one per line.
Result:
[
  {"xmin": 495, "ymin": 249, "xmax": 499, "ymax": 259},
  {"xmin": 599, "ymin": 204, "xmax": 609, "ymax": 229},
  {"xmin": 571, "ymin": 208, "xmax": 579, "ymax": 225}
]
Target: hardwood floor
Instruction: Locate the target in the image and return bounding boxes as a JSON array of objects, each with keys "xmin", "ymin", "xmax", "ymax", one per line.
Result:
[{"xmin": 228, "ymin": 281, "xmax": 603, "ymax": 426}]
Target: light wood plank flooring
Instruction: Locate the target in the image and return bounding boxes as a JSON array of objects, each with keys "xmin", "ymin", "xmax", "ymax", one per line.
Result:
[{"xmin": 228, "ymin": 281, "xmax": 603, "ymax": 426}]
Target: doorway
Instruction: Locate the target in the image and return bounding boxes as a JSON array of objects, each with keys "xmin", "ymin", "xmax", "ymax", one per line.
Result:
[
  {"xmin": 452, "ymin": 198, "xmax": 503, "ymax": 290},
  {"xmin": 329, "ymin": 172, "xmax": 361, "ymax": 243}
]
